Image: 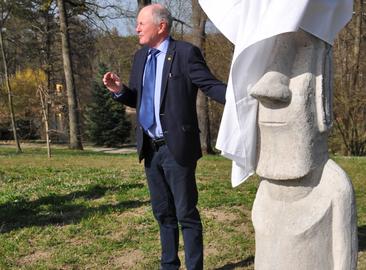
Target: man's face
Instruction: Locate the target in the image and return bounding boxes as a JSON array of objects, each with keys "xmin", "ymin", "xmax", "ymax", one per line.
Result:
[
  {"xmin": 250, "ymin": 31, "xmax": 329, "ymax": 180},
  {"xmin": 136, "ymin": 7, "xmax": 162, "ymax": 48}
]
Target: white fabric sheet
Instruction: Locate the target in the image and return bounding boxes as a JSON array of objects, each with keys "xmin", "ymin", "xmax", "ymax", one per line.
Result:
[{"xmin": 199, "ymin": 0, "xmax": 353, "ymax": 187}]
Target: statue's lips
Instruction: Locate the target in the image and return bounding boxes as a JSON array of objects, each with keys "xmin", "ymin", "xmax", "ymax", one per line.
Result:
[{"xmin": 259, "ymin": 121, "xmax": 287, "ymax": 127}]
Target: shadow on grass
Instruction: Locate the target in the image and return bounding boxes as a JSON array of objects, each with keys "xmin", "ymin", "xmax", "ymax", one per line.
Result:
[
  {"xmin": 214, "ymin": 255, "xmax": 254, "ymax": 269},
  {"xmin": 0, "ymin": 183, "xmax": 149, "ymax": 233},
  {"xmin": 358, "ymin": 225, "xmax": 366, "ymax": 251}
]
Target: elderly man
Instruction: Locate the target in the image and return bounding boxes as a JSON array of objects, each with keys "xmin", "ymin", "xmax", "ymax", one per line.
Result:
[{"xmin": 103, "ymin": 4, "xmax": 226, "ymax": 270}]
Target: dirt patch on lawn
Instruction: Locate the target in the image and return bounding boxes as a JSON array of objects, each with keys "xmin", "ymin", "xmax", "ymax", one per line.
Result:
[
  {"xmin": 111, "ymin": 249, "xmax": 144, "ymax": 269},
  {"xmin": 117, "ymin": 205, "xmax": 149, "ymax": 218},
  {"xmin": 17, "ymin": 250, "xmax": 51, "ymax": 265},
  {"xmin": 203, "ymin": 206, "xmax": 250, "ymax": 223},
  {"xmin": 203, "ymin": 206, "xmax": 254, "ymax": 235}
]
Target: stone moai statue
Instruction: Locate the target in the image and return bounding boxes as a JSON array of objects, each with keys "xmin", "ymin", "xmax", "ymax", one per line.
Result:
[{"xmin": 249, "ymin": 29, "xmax": 358, "ymax": 270}]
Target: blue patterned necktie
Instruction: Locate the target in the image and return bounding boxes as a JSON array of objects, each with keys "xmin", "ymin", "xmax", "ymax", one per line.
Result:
[{"xmin": 139, "ymin": 48, "xmax": 160, "ymax": 131}]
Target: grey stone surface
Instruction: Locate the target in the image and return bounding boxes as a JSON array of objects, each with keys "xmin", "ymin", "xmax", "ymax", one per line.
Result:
[{"xmin": 250, "ymin": 30, "xmax": 358, "ymax": 269}]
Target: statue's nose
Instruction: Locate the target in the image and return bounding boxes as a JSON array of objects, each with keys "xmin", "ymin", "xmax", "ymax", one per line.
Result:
[{"xmin": 249, "ymin": 71, "xmax": 291, "ymax": 104}]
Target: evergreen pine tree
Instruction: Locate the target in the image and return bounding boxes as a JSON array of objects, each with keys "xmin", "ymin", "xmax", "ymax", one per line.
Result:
[{"xmin": 85, "ymin": 64, "xmax": 131, "ymax": 147}]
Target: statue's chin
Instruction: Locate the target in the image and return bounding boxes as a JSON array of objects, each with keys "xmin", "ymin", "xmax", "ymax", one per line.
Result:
[
  {"xmin": 255, "ymin": 150, "xmax": 314, "ymax": 180},
  {"xmin": 255, "ymin": 166, "xmax": 310, "ymax": 181},
  {"xmin": 255, "ymin": 118, "xmax": 330, "ymax": 180},
  {"xmin": 255, "ymin": 149, "xmax": 329, "ymax": 180}
]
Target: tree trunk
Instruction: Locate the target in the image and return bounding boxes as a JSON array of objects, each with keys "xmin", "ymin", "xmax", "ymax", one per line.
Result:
[
  {"xmin": 137, "ymin": 0, "xmax": 151, "ymax": 11},
  {"xmin": 191, "ymin": 0, "xmax": 214, "ymax": 154},
  {"xmin": 334, "ymin": 0, "xmax": 365, "ymax": 156},
  {"xmin": 38, "ymin": 86, "xmax": 51, "ymax": 158},
  {"xmin": 41, "ymin": 3, "xmax": 53, "ymax": 137},
  {"xmin": 39, "ymin": 3, "xmax": 53, "ymax": 155},
  {"xmin": 349, "ymin": 0, "xmax": 362, "ymax": 155},
  {"xmin": 56, "ymin": 0, "xmax": 83, "ymax": 150},
  {"xmin": 0, "ymin": 28, "xmax": 22, "ymax": 153}
]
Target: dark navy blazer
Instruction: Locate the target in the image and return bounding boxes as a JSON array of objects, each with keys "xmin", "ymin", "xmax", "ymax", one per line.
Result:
[{"xmin": 114, "ymin": 38, "xmax": 227, "ymax": 166}]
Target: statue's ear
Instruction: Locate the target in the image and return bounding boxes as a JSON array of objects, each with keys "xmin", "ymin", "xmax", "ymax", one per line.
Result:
[{"xmin": 316, "ymin": 44, "xmax": 333, "ymax": 133}]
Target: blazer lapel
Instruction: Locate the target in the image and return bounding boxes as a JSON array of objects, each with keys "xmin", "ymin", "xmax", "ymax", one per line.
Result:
[
  {"xmin": 136, "ymin": 47, "xmax": 149, "ymax": 110},
  {"xmin": 160, "ymin": 39, "xmax": 176, "ymax": 107}
]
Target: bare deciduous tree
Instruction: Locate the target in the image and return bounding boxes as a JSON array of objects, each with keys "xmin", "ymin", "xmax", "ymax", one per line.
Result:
[
  {"xmin": 137, "ymin": 0, "xmax": 151, "ymax": 11},
  {"xmin": 191, "ymin": 0, "xmax": 214, "ymax": 154},
  {"xmin": 56, "ymin": 0, "xmax": 83, "ymax": 150},
  {"xmin": 37, "ymin": 85, "xmax": 51, "ymax": 158},
  {"xmin": 0, "ymin": 1, "xmax": 21, "ymax": 153},
  {"xmin": 333, "ymin": 0, "xmax": 366, "ymax": 156}
]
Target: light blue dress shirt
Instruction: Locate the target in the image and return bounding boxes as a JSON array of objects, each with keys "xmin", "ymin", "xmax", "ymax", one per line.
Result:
[
  {"xmin": 144, "ymin": 38, "xmax": 170, "ymax": 139},
  {"xmin": 114, "ymin": 38, "xmax": 170, "ymax": 139}
]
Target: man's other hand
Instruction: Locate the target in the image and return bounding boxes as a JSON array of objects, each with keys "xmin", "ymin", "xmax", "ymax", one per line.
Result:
[{"xmin": 103, "ymin": 72, "xmax": 122, "ymax": 94}]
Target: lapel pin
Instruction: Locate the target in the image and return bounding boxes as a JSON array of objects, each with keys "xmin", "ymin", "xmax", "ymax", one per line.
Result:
[{"xmin": 168, "ymin": 56, "xmax": 172, "ymax": 61}]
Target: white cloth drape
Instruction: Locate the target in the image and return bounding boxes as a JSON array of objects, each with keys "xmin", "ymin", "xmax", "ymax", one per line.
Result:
[{"xmin": 198, "ymin": 0, "xmax": 353, "ymax": 187}]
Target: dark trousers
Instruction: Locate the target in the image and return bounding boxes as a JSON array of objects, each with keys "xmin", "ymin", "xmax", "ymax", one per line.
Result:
[{"xmin": 144, "ymin": 144, "xmax": 203, "ymax": 270}]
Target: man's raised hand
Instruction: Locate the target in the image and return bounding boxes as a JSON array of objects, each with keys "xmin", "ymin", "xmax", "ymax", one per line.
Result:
[{"xmin": 103, "ymin": 72, "xmax": 122, "ymax": 94}]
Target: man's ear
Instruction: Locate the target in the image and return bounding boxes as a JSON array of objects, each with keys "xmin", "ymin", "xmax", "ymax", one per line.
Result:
[{"xmin": 158, "ymin": 21, "xmax": 167, "ymax": 35}]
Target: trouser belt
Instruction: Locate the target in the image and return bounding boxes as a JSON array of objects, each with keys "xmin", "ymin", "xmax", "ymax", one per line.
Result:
[{"xmin": 150, "ymin": 137, "xmax": 166, "ymax": 151}]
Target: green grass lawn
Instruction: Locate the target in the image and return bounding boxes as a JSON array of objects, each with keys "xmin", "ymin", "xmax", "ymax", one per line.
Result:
[{"xmin": 0, "ymin": 147, "xmax": 365, "ymax": 269}]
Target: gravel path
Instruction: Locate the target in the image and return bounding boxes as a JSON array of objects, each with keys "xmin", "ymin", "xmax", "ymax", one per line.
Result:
[{"xmin": 0, "ymin": 141, "xmax": 136, "ymax": 154}]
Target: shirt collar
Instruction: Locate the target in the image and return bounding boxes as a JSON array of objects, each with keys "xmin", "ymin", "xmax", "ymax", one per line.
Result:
[{"xmin": 154, "ymin": 37, "xmax": 170, "ymax": 54}]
